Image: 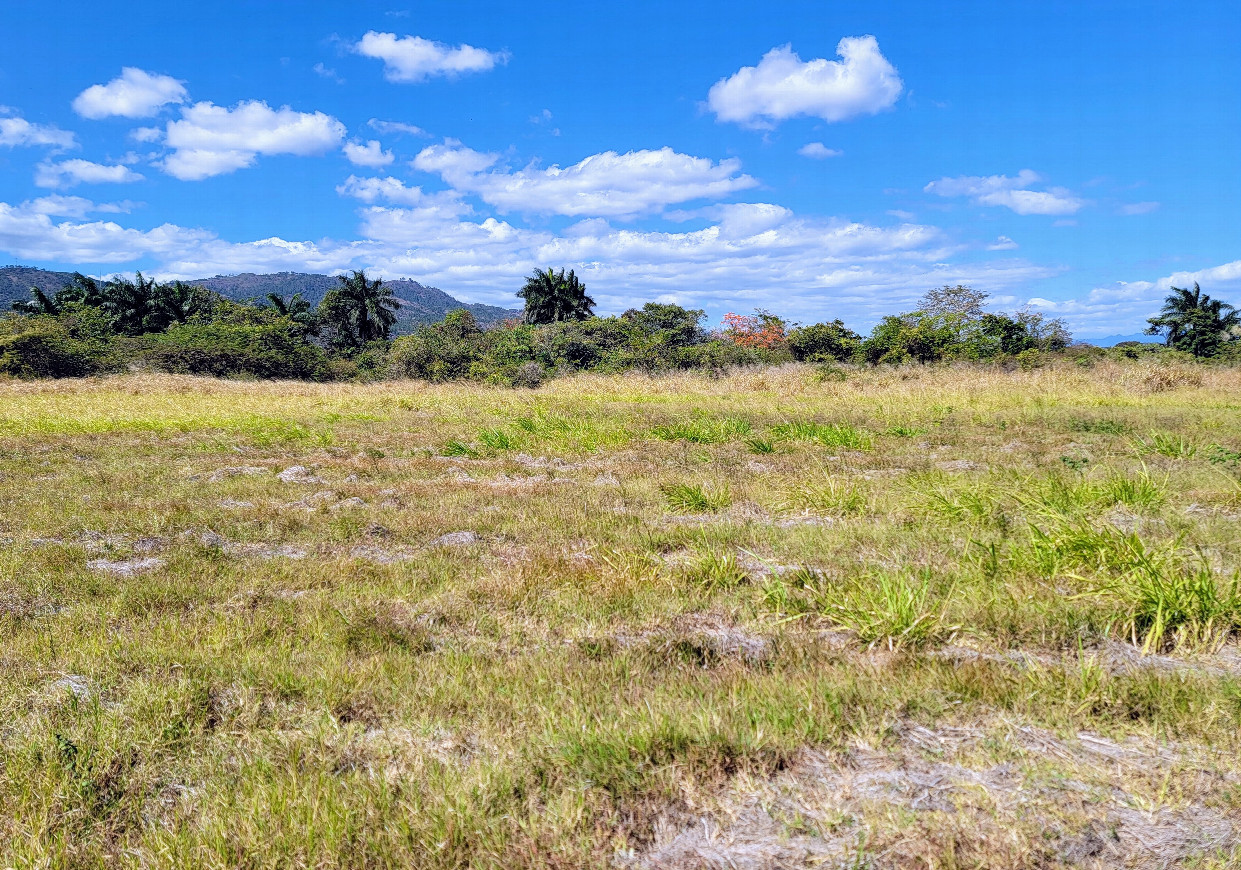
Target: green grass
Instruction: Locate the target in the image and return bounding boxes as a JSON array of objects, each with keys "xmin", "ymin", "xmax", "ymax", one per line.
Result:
[{"xmin": 2, "ymin": 363, "xmax": 1241, "ymax": 867}]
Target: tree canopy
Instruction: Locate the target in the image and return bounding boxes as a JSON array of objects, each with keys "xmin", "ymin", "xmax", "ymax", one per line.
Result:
[
  {"xmin": 1145, "ymin": 283, "xmax": 1240, "ymax": 357},
  {"xmin": 518, "ymin": 267, "xmax": 594, "ymax": 324}
]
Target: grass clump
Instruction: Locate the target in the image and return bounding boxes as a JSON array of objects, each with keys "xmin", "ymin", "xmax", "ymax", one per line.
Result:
[
  {"xmin": 1134, "ymin": 430, "xmax": 1198, "ymax": 458},
  {"xmin": 661, "ymin": 482, "xmax": 732, "ymax": 513},
  {"xmin": 822, "ymin": 572, "xmax": 949, "ymax": 649},
  {"xmin": 771, "ymin": 420, "xmax": 873, "ymax": 450},
  {"xmin": 651, "ymin": 416, "xmax": 751, "ymax": 444},
  {"xmin": 774, "ymin": 477, "xmax": 868, "ymax": 516}
]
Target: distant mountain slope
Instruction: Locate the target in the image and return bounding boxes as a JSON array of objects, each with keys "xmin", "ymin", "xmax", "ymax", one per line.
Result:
[
  {"xmin": 1085, "ymin": 333, "xmax": 1160, "ymax": 347},
  {"xmin": 0, "ymin": 266, "xmax": 79, "ymax": 305},
  {"xmin": 0, "ymin": 266, "xmax": 519, "ymax": 329}
]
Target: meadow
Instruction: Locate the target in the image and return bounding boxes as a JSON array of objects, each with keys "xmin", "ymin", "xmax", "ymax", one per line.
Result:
[{"xmin": 2, "ymin": 359, "xmax": 1241, "ymax": 868}]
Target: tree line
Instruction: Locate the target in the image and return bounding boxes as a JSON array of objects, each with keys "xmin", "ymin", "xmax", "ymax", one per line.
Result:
[{"xmin": 1, "ymin": 265, "xmax": 1237, "ymax": 382}]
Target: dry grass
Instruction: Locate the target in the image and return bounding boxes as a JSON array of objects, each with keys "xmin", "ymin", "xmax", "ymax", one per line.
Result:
[{"xmin": 2, "ymin": 360, "xmax": 1241, "ymax": 868}]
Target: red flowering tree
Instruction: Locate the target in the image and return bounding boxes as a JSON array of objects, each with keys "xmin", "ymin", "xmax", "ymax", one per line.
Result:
[{"xmin": 721, "ymin": 310, "xmax": 788, "ymax": 349}]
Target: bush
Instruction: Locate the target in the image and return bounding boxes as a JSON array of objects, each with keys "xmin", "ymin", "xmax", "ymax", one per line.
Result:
[
  {"xmin": 0, "ymin": 315, "xmax": 98, "ymax": 378},
  {"xmin": 788, "ymin": 320, "xmax": 861, "ymax": 362},
  {"xmin": 140, "ymin": 321, "xmax": 331, "ymax": 379}
]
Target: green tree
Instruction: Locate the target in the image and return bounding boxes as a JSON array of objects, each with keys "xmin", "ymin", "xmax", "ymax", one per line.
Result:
[
  {"xmin": 318, "ymin": 270, "xmax": 401, "ymax": 351},
  {"xmin": 1145, "ymin": 283, "xmax": 1240, "ymax": 357},
  {"xmin": 100, "ymin": 272, "xmax": 159, "ymax": 335},
  {"xmin": 11, "ymin": 287, "xmax": 60, "ymax": 315},
  {"xmin": 787, "ymin": 320, "xmax": 861, "ymax": 362},
  {"xmin": 265, "ymin": 292, "xmax": 320, "ymax": 335},
  {"xmin": 518, "ymin": 267, "xmax": 594, "ymax": 324}
]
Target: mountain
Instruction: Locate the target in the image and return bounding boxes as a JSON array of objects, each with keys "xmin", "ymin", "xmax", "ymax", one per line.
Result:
[
  {"xmin": 1084, "ymin": 333, "xmax": 1160, "ymax": 347},
  {"xmin": 0, "ymin": 266, "xmax": 520, "ymax": 330}
]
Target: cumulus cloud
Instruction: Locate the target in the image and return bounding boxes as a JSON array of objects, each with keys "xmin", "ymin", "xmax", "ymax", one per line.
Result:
[
  {"xmin": 35, "ymin": 159, "xmax": 144, "ymax": 189},
  {"xmin": 1022, "ymin": 259, "xmax": 1241, "ymax": 337},
  {"xmin": 343, "ymin": 139, "xmax": 394, "ymax": 168},
  {"xmin": 412, "ymin": 143, "xmax": 758, "ymax": 218},
  {"xmin": 158, "ymin": 100, "xmax": 347, "ymax": 180},
  {"xmin": 354, "ymin": 32, "xmax": 507, "ymax": 83},
  {"xmin": 0, "ymin": 115, "xmax": 76, "ymax": 149},
  {"xmin": 21, "ymin": 195, "xmax": 133, "ymax": 218},
  {"xmin": 798, "ymin": 142, "xmax": 842, "ymax": 159},
  {"xmin": 0, "ymin": 199, "xmax": 210, "ymax": 263},
  {"xmin": 72, "ymin": 68, "xmax": 187, "ymax": 119},
  {"xmin": 986, "ymin": 235, "xmax": 1018, "ymax": 251},
  {"xmin": 708, "ymin": 37, "xmax": 903, "ymax": 128},
  {"xmin": 924, "ymin": 170, "xmax": 1084, "ymax": 215},
  {"xmin": 336, "ymin": 174, "xmax": 469, "ymax": 214},
  {"xmin": 130, "ymin": 126, "xmax": 163, "ymax": 143}
]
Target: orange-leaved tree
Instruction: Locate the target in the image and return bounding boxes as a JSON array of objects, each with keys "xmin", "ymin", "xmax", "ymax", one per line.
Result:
[{"xmin": 721, "ymin": 310, "xmax": 788, "ymax": 348}]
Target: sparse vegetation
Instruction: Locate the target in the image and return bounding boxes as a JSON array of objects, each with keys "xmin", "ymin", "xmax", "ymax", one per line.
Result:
[{"xmin": 3, "ymin": 310, "xmax": 1241, "ymax": 867}]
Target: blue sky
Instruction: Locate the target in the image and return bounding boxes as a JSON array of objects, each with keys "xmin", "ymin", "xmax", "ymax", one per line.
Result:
[{"xmin": 1, "ymin": 0, "xmax": 1237, "ymax": 336}]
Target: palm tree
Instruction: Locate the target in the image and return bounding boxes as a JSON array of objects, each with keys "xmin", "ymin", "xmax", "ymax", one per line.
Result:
[
  {"xmin": 11, "ymin": 287, "xmax": 60, "ymax": 315},
  {"xmin": 266, "ymin": 292, "xmax": 320, "ymax": 335},
  {"xmin": 518, "ymin": 267, "xmax": 595, "ymax": 324},
  {"xmin": 318, "ymin": 270, "xmax": 401, "ymax": 350},
  {"xmin": 100, "ymin": 272, "xmax": 159, "ymax": 335},
  {"xmin": 1145, "ymin": 283, "xmax": 1240, "ymax": 357}
]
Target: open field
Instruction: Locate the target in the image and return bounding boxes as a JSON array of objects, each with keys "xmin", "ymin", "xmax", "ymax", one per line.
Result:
[{"xmin": 3, "ymin": 360, "xmax": 1241, "ymax": 868}]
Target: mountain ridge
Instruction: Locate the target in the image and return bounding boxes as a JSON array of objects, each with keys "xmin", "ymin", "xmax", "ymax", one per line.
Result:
[{"xmin": 0, "ymin": 266, "xmax": 520, "ymax": 330}]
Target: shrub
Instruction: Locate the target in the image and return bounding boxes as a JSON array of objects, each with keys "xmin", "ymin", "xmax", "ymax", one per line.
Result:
[
  {"xmin": 787, "ymin": 320, "xmax": 861, "ymax": 362},
  {"xmin": 0, "ymin": 315, "xmax": 98, "ymax": 378},
  {"xmin": 140, "ymin": 321, "xmax": 331, "ymax": 379}
]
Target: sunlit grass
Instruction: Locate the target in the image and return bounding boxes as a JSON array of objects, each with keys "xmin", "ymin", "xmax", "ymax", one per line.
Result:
[{"xmin": 2, "ymin": 361, "xmax": 1241, "ymax": 867}]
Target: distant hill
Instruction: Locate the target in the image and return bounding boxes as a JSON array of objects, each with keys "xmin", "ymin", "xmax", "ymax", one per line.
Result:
[
  {"xmin": 1085, "ymin": 333, "xmax": 1160, "ymax": 347},
  {"xmin": 0, "ymin": 266, "xmax": 519, "ymax": 330}
]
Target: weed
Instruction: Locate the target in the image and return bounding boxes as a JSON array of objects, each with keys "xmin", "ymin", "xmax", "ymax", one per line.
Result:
[
  {"xmin": 883, "ymin": 425, "xmax": 928, "ymax": 438},
  {"xmin": 661, "ymin": 482, "xmax": 732, "ymax": 513},
  {"xmin": 1069, "ymin": 418, "xmax": 1130, "ymax": 435},
  {"xmin": 820, "ymin": 572, "xmax": 948, "ymax": 649},
  {"xmin": 440, "ymin": 439, "xmax": 477, "ymax": 457},
  {"xmin": 651, "ymin": 416, "xmax": 751, "ymax": 444},
  {"xmin": 1099, "ymin": 552, "xmax": 1241, "ymax": 653},
  {"xmin": 684, "ymin": 550, "xmax": 748, "ymax": 591},
  {"xmin": 1208, "ymin": 444, "xmax": 1241, "ymax": 467},
  {"xmin": 1135, "ymin": 430, "xmax": 1198, "ymax": 459},
  {"xmin": 479, "ymin": 428, "xmax": 515, "ymax": 451},
  {"xmin": 771, "ymin": 421, "xmax": 873, "ymax": 450},
  {"xmin": 1098, "ymin": 467, "xmax": 1166, "ymax": 510},
  {"xmin": 745, "ymin": 437, "xmax": 776, "ymax": 454},
  {"xmin": 775, "ymin": 477, "xmax": 868, "ymax": 516}
]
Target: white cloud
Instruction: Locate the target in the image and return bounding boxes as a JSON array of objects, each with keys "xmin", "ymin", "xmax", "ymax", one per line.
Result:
[
  {"xmin": 158, "ymin": 100, "xmax": 347, "ymax": 180},
  {"xmin": 313, "ymin": 63, "xmax": 344, "ymax": 84},
  {"xmin": 368, "ymin": 118, "xmax": 430, "ymax": 137},
  {"xmin": 798, "ymin": 142, "xmax": 842, "ymax": 159},
  {"xmin": 708, "ymin": 37, "xmax": 903, "ymax": 128},
  {"xmin": 21, "ymin": 195, "xmax": 133, "ymax": 218},
  {"xmin": 1023, "ymin": 259, "xmax": 1241, "ymax": 337},
  {"xmin": 1, "ymin": 182, "xmax": 1067, "ymax": 326},
  {"xmin": 336, "ymin": 174, "xmax": 468, "ymax": 213},
  {"xmin": 1117, "ymin": 201, "xmax": 1159, "ymax": 216},
  {"xmin": 987, "ymin": 236, "xmax": 1018, "ymax": 251},
  {"xmin": 130, "ymin": 126, "xmax": 163, "ymax": 143},
  {"xmin": 887, "ymin": 209, "xmax": 915, "ymax": 220},
  {"xmin": 0, "ymin": 199, "xmax": 210, "ymax": 263},
  {"xmin": 0, "ymin": 115, "xmax": 76, "ymax": 149},
  {"xmin": 35, "ymin": 159, "xmax": 144, "ymax": 189},
  {"xmin": 924, "ymin": 170, "xmax": 1084, "ymax": 215},
  {"xmin": 343, "ymin": 139, "xmax": 394, "ymax": 168},
  {"xmin": 72, "ymin": 68, "xmax": 187, "ymax": 119},
  {"xmin": 412, "ymin": 143, "xmax": 758, "ymax": 218},
  {"xmin": 354, "ymin": 31, "xmax": 507, "ymax": 83}
]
